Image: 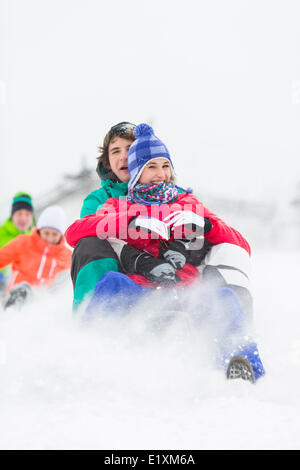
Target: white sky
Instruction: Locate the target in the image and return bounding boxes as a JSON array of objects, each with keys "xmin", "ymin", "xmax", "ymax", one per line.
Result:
[{"xmin": 1, "ymin": 0, "xmax": 300, "ymax": 207}]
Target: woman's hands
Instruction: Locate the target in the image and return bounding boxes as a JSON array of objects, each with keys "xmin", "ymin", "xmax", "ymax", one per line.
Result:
[
  {"xmin": 129, "ymin": 215, "xmax": 170, "ymax": 240},
  {"xmin": 164, "ymin": 211, "xmax": 210, "ymax": 238},
  {"xmin": 129, "ymin": 211, "xmax": 210, "ymax": 241}
]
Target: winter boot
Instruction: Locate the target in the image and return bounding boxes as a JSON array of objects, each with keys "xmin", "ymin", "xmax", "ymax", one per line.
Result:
[
  {"xmin": 226, "ymin": 356, "xmax": 255, "ymax": 383},
  {"xmin": 226, "ymin": 342, "xmax": 265, "ymax": 383}
]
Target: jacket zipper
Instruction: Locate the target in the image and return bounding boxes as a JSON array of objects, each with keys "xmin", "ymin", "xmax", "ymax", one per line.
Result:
[{"xmin": 37, "ymin": 246, "xmax": 49, "ymax": 281}]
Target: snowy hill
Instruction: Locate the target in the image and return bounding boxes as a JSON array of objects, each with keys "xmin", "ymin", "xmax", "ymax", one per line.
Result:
[
  {"xmin": 0, "ymin": 250, "xmax": 300, "ymax": 449},
  {"xmin": 0, "ymin": 173, "xmax": 300, "ymax": 449},
  {"xmin": 1, "ymin": 167, "xmax": 300, "ymax": 450}
]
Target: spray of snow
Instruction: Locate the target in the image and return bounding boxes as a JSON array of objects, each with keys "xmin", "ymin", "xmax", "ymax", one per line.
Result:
[{"xmin": 0, "ymin": 251, "xmax": 300, "ymax": 450}]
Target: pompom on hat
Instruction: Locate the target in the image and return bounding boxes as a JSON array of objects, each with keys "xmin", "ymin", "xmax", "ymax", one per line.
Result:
[
  {"xmin": 127, "ymin": 123, "xmax": 176, "ymax": 191},
  {"xmin": 37, "ymin": 206, "xmax": 66, "ymax": 234}
]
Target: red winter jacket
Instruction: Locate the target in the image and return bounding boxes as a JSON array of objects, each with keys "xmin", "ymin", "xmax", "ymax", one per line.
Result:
[{"xmin": 65, "ymin": 193, "xmax": 250, "ymax": 287}]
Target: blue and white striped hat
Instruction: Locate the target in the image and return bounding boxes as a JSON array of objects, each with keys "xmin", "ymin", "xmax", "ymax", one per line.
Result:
[{"xmin": 127, "ymin": 123, "xmax": 176, "ymax": 191}]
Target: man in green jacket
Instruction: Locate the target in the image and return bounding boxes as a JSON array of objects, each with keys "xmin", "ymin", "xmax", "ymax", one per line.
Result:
[
  {"xmin": 0, "ymin": 192, "xmax": 35, "ymax": 291},
  {"xmin": 71, "ymin": 122, "xmax": 135, "ymax": 308}
]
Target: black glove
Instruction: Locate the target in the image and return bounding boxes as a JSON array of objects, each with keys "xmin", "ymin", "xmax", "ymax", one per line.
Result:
[
  {"xmin": 161, "ymin": 240, "xmax": 187, "ymax": 270},
  {"xmin": 120, "ymin": 244, "xmax": 176, "ymax": 285},
  {"xmin": 135, "ymin": 253, "xmax": 176, "ymax": 284}
]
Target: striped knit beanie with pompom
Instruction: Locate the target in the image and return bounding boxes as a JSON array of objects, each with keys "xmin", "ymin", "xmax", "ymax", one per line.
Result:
[{"xmin": 127, "ymin": 123, "xmax": 176, "ymax": 191}]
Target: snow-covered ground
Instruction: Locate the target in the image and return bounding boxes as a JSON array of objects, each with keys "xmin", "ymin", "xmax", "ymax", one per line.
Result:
[{"xmin": 0, "ymin": 250, "xmax": 300, "ymax": 450}]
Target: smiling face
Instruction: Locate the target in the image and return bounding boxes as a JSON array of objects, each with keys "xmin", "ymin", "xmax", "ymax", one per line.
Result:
[
  {"xmin": 108, "ymin": 137, "xmax": 133, "ymax": 183},
  {"xmin": 138, "ymin": 158, "xmax": 172, "ymax": 185}
]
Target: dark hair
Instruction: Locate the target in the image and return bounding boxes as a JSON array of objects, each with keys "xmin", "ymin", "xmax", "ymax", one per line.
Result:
[{"xmin": 96, "ymin": 122, "xmax": 136, "ymax": 176}]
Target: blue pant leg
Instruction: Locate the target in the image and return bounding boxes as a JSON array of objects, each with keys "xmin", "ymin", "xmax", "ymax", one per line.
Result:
[
  {"xmin": 85, "ymin": 271, "xmax": 149, "ymax": 317},
  {"xmin": 214, "ymin": 287, "xmax": 265, "ymax": 380}
]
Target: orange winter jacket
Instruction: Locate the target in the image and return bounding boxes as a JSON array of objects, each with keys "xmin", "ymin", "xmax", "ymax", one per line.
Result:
[{"xmin": 0, "ymin": 228, "xmax": 72, "ymax": 291}]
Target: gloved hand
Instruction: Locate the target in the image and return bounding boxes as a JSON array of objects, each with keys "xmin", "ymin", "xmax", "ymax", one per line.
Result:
[
  {"xmin": 120, "ymin": 243, "xmax": 176, "ymax": 284},
  {"xmin": 164, "ymin": 211, "xmax": 211, "ymax": 239},
  {"xmin": 135, "ymin": 253, "xmax": 176, "ymax": 284},
  {"xmin": 129, "ymin": 216, "xmax": 170, "ymax": 240},
  {"xmin": 161, "ymin": 240, "xmax": 187, "ymax": 269}
]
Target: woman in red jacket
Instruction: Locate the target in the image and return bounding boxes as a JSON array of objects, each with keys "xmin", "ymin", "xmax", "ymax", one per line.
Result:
[{"xmin": 0, "ymin": 205, "xmax": 72, "ymax": 309}]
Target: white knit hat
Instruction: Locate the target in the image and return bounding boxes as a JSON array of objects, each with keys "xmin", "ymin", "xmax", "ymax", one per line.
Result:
[{"xmin": 37, "ymin": 206, "xmax": 66, "ymax": 234}]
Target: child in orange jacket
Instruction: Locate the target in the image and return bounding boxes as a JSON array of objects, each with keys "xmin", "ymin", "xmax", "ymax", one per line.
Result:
[{"xmin": 0, "ymin": 206, "xmax": 72, "ymax": 308}]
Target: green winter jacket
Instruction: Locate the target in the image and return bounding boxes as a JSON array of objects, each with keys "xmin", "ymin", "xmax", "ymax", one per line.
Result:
[
  {"xmin": 0, "ymin": 218, "xmax": 33, "ymax": 248},
  {"xmin": 80, "ymin": 165, "xmax": 129, "ymax": 217}
]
